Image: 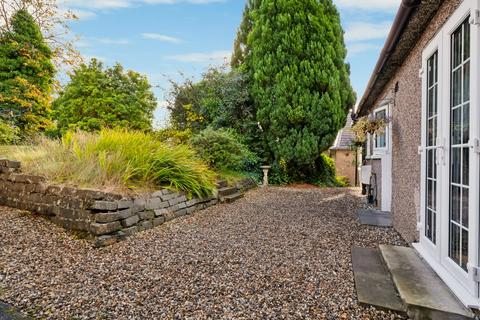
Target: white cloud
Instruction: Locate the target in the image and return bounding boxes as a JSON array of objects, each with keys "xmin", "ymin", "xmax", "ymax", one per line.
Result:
[
  {"xmin": 167, "ymin": 50, "xmax": 230, "ymax": 63},
  {"xmin": 345, "ymin": 21, "xmax": 392, "ymax": 42},
  {"xmin": 95, "ymin": 38, "xmax": 131, "ymax": 45},
  {"xmin": 60, "ymin": 0, "xmax": 224, "ymax": 10},
  {"xmin": 142, "ymin": 33, "xmax": 182, "ymax": 43},
  {"xmin": 347, "ymin": 43, "xmax": 381, "ymax": 55},
  {"xmin": 334, "ymin": 0, "xmax": 400, "ymax": 11}
]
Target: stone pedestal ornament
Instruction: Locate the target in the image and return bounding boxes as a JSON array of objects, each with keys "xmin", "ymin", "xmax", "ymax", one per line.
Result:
[{"xmin": 260, "ymin": 165, "xmax": 271, "ymax": 187}]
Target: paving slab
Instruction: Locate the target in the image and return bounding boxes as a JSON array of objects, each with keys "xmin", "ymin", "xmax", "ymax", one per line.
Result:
[
  {"xmin": 351, "ymin": 247, "xmax": 405, "ymax": 313},
  {"xmin": 357, "ymin": 209, "xmax": 392, "ymax": 227},
  {"xmin": 379, "ymin": 245, "xmax": 474, "ymax": 319}
]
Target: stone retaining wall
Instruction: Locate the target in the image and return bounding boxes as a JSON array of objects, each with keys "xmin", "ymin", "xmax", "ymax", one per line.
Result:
[{"xmin": 0, "ymin": 159, "xmax": 255, "ymax": 247}]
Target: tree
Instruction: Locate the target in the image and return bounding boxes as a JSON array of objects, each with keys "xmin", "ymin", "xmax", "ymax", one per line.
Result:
[
  {"xmin": 231, "ymin": 0, "xmax": 261, "ymax": 69},
  {"xmin": 247, "ymin": 0, "xmax": 356, "ymax": 177},
  {"xmin": 53, "ymin": 59, "xmax": 157, "ymax": 134},
  {"xmin": 0, "ymin": 9, "xmax": 55, "ymax": 136},
  {"xmin": 0, "ymin": 0, "xmax": 80, "ymax": 68},
  {"xmin": 167, "ymin": 65, "xmax": 260, "ymax": 148}
]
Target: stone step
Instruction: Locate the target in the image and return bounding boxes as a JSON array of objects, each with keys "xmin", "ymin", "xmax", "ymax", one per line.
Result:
[
  {"xmin": 216, "ymin": 180, "xmax": 228, "ymax": 189},
  {"xmin": 351, "ymin": 247, "xmax": 406, "ymax": 313},
  {"xmin": 218, "ymin": 186, "xmax": 237, "ymax": 197},
  {"xmin": 221, "ymin": 192, "xmax": 244, "ymax": 203},
  {"xmin": 379, "ymin": 245, "xmax": 475, "ymax": 319},
  {"xmin": 356, "ymin": 208, "xmax": 392, "ymax": 227}
]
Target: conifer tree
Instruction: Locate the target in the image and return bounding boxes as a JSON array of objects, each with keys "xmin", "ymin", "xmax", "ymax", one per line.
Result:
[
  {"xmin": 247, "ymin": 0, "xmax": 355, "ymax": 177},
  {"xmin": 230, "ymin": 0, "xmax": 261, "ymax": 69},
  {"xmin": 0, "ymin": 9, "xmax": 55, "ymax": 135}
]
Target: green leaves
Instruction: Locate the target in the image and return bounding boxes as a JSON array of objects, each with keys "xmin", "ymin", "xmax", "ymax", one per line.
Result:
[
  {"xmin": 0, "ymin": 9, "xmax": 55, "ymax": 137},
  {"xmin": 53, "ymin": 59, "xmax": 157, "ymax": 134},
  {"xmin": 247, "ymin": 0, "xmax": 356, "ymax": 177}
]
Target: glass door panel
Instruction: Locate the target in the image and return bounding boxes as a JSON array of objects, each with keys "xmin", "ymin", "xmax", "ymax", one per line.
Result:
[{"xmin": 449, "ymin": 18, "xmax": 470, "ymax": 271}]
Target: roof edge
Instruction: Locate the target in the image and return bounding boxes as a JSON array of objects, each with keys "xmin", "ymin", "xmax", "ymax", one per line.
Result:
[{"xmin": 355, "ymin": 0, "xmax": 421, "ymax": 117}]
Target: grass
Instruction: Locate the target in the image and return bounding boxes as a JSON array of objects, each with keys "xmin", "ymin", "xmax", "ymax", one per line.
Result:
[{"xmin": 1, "ymin": 129, "xmax": 217, "ymax": 197}]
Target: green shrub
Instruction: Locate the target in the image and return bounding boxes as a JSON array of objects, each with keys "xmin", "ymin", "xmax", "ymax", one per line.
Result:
[
  {"xmin": 4, "ymin": 129, "xmax": 216, "ymax": 197},
  {"xmin": 0, "ymin": 120, "xmax": 20, "ymax": 145},
  {"xmin": 315, "ymin": 153, "xmax": 342, "ymax": 187},
  {"xmin": 189, "ymin": 128, "xmax": 258, "ymax": 173}
]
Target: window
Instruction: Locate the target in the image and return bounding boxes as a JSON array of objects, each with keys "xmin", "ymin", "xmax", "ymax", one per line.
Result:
[{"xmin": 374, "ymin": 108, "xmax": 387, "ymax": 149}]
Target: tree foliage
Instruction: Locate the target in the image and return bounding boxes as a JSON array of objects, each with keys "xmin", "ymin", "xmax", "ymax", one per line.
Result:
[
  {"xmin": 53, "ymin": 59, "xmax": 157, "ymax": 134},
  {"xmin": 167, "ymin": 66, "xmax": 258, "ymax": 140},
  {"xmin": 231, "ymin": 0, "xmax": 261, "ymax": 69},
  {"xmin": 0, "ymin": 0, "xmax": 80, "ymax": 68},
  {"xmin": 0, "ymin": 9, "xmax": 55, "ymax": 136},
  {"xmin": 247, "ymin": 0, "xmax": 356, "ymax": 176}
]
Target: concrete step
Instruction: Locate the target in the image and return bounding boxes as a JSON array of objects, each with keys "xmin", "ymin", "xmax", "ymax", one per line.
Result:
[
  {"xmin": 218, "ymin": 186, "xmax": 237, "ymax": 197},
  {"xmin": 357, "ymin": 208, "xmax": 392, "ymax": 227},
  {"xmin": 216, "ymin": 180, "xmax": 228, "ymax": 189},
  {"xmin": 379, "ymin": 245, "xmax": 475, "ymax": 319},
  {"xmin": 351, "ymin": 247, "xmax": 406, "ymax": 313},
  {"xmin": 221, "ymin": 192, "xmax": 244, "ymax": 203}
]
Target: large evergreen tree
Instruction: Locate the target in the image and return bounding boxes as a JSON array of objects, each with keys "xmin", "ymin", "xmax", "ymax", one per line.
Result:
[
  {"xmin": 231, "ymin": 0, "xmax": 261, "ymax": 69},
  {"xmin": 53, "ymin": 59, "xmax": 157, "ymax": 133},
  {"xmin": 0, "ymin": 9, "xmax": 55, "ymax": 136},
  {"xmin": 248, "ymin": 0, "xmax": 355, "ymax": 177}
]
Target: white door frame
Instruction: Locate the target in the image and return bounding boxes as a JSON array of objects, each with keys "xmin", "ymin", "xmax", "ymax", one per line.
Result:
[{"xmin": 415, "ymin": 0, "xmax": 480, "ymax": 308}]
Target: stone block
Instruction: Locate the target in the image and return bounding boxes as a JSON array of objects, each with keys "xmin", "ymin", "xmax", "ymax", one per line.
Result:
[
  {"xmin": 123, "ymin": 226, "xmax": 138, "ymax": 236},
  {"xmin": 153, "ymin": 216, "xmax": 165, "ymax": 227},
  {"xmin": 168, "ymin": 195, "xmax": 187, "ymax": 206},
  {"xmin": 139, "ymin": 210, "xmax": 155, "ymax": 220},
  {"xmin": 175, "ymin": 208, "xmax": 187, "ymax": 217},
  {"xmin": 177, "ymin": 202, "xmax": 187, "ymax": 209},
  {"xmin": 141, "ymin": 220, "xmax": 153, "ymax": 230},
  {"xmin": 89, "ymin": 200, "xmax": 118, "ymax": 211},
  {"xmin": 187, "ymin": 206, "xmax": 196, "ymax": 214},
  {"xmin": 145, "ymin": 197, "xmax": 168, "ymax": 210},
  {"xmin": 117, "ymin": 199, "xmax": 133, "ymax": 209},
  {"xmin": 134, "ymin": 197, "xmax": 146, "ymax": 208},
  {"xmin": 96, "ymin": 208, "xmax": 133, "ymax": 223},
  {"xmin": 160, "ymin": 192, "xmax": 178, "ymax": 202},
  {"xmin": 46, "ymin": 185, "xmax": 63, "ymax": 195},
  {"xmin": 186, "ymin": 199, "xmax": 199, "ymax": 207},
  {"xmin": 94, "ymin": 235, "xmax": 119, "ymax": 247},
  {"xmin": 90, "ymin": 221, "xmax": 121, "ymax": 236},
  {"xmin": 35, "ymin": 183, "xmax": 47, "ymax": 194},
  {"xmin": 122, "ymin": 214, "xmax": 140, "ymax": 227},
  {"xmin": 154, "ymin": 209, "xmax": 168, "ymax": 217},
  {"xmin": 0, "ymin": 159, "xmax": 21, "ymax": 169}
]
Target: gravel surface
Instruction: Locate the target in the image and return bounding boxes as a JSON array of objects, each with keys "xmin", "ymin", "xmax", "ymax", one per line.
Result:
[{"xmin": 0, "ymin": 187, "xmax": 407, "ymax": 319}]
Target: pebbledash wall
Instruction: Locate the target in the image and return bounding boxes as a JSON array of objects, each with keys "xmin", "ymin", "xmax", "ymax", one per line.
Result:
[
  {"xmin": 0, "ymin": 159, "xmax": 255, "ymax": 247},
  {"xmin": 365, "ymin": 0, "xmax": 461, "ymax": 243}
]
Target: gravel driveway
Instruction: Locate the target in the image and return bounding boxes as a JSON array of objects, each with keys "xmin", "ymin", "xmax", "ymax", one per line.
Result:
[{"xmin": 0, "ymin": 187, "xmax": 406, "ymax": 319}]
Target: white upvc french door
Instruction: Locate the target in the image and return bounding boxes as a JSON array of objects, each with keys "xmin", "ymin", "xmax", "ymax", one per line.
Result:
[{"xmin": 418, "ymin": 0, "xmax": 480, "ymax": 307}]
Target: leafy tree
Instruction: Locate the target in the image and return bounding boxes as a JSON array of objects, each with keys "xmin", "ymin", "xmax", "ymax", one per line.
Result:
[
  {"xmin": 0, "ymin": 9, "xmax": 55, "ymax": 136},
  {"xmin": 53, "ymin": 59, "xmax": 157, "ymax": 133},
  {"xmin": 0, "ymin": 119, "xmax": 20, "ymax": 145},
  {"xmin": 167, "ymin": 66, "xmax": 258, "ymax": 141},
  {"xmin": 0, "ymin": 0, "xmax": 80, "ymax": 68},
  {"xmin": 247, "ymin": 0, "xmax": 356, "ymax": 177}
]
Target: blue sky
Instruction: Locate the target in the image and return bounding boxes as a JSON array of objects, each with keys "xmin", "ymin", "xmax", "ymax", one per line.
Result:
[{"xmin": 60, "ymin": 0, "xmax": 401, "ymax": 127}]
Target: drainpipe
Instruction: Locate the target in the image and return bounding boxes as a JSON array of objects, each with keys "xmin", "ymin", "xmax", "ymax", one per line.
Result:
[{"xmin": 356, "ymin": 0, "xmax": 421, "ymax": 117}]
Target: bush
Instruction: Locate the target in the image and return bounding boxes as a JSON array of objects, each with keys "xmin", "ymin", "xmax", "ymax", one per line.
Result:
[
  {"xmin": 315, "ymin": 153, "xmax": 343, "ymax": 187},
  {"xmin": 189, "ymin": 128, "xmax": 258, "ymax": 173},
  {"xmin": 0, "ymin": 120, "xmax": 20, "ymax": 145},
  {"xmin": 4, "ymin": 129, "xmax": 216, "ymax": 197}
]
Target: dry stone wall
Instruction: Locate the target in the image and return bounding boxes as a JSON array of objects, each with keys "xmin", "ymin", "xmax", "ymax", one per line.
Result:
[{"xmin": 0, "ymin": 159, "xmax": 255, "ymax": 247}]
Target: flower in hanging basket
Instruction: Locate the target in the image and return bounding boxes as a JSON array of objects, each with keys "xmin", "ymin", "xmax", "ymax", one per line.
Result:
[{"xmin": 351, "ymin": 115, "xmax": 390, "ymax": 143}]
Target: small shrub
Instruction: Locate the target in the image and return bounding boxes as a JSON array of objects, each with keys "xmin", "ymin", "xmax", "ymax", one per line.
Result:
[
  {"xmin": 189, "ymin": 128, "xmax": 258, "ymax": 173},
  {"xmin": 269, "ymin": 159, "xmax": 291, "ymax": 185},
  {"xmin": 0, "ymin": 120, "xmax": 20, "ymax": 145},
  {"xmin": 315, "ymin": 153, "xmax": 340, "ymax": 187}
]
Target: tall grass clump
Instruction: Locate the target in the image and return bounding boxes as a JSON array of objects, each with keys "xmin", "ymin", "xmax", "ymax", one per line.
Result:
[{"xmin": 1, "ymin": 129, "xmax": 217, "ymax": 197}]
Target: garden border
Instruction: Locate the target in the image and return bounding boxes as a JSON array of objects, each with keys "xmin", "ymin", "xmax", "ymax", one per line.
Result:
[{"xmin": 0, "ymin": 159, "xmax": 256, "ymax": 247}]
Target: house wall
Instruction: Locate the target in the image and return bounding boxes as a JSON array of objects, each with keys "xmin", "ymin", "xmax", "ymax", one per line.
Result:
[
  {"xmin": 367, "ymin": 0, "xmax": 461, "ymax": 243},
  {"xmin": 331, "ymin": 149, "xmax": 357, "ymax": 186}
]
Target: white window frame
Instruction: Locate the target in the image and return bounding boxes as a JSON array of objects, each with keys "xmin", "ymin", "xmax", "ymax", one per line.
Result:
[{"xmin": 366, "ymin": 103, "xmax": 391, "ymax": 159}]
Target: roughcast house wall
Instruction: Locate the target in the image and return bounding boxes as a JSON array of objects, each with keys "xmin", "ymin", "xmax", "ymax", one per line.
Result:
[{"xmin": 366, "ymin": 0, "xmax": 461, "ymax": 243}]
